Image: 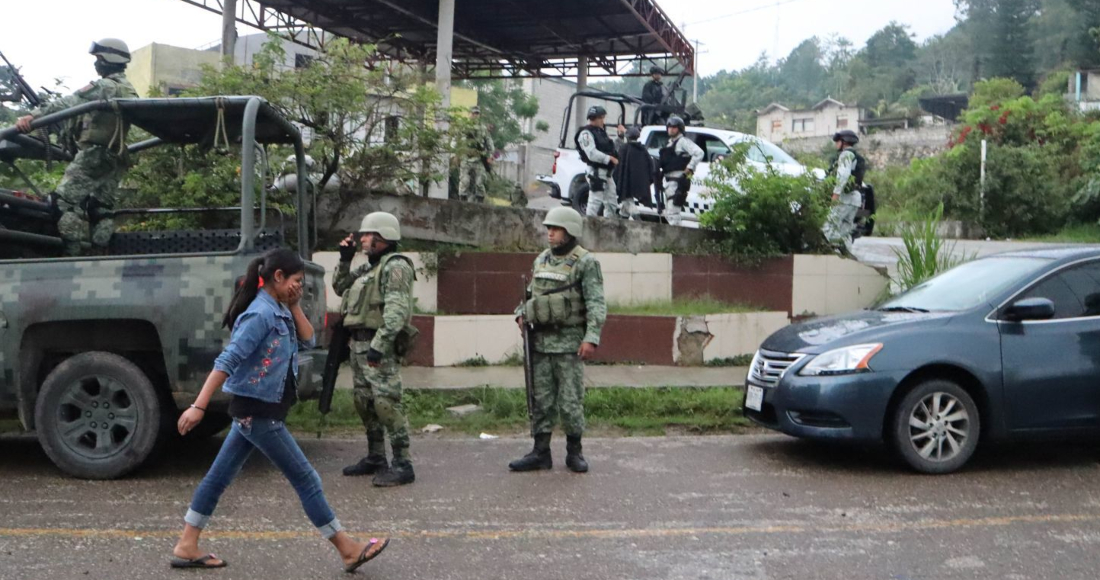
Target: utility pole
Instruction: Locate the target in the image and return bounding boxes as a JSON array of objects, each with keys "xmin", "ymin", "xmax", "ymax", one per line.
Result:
[{"xmin": 221, "ymin": 0, "xmax": 238, "ymax": 63}]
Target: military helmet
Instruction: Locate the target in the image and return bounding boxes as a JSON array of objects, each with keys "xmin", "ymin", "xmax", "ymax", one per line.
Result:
[
  {"xmin": 586, "ymin": 105, "xmax": 607, "ymax": 120},
  {"xmin": 358, "ymin": 212, "xmax": 401, "ymax": 241},
  {"xmin": 832, "ymin": 130, "xmax": 859, "ymax": 145},
  {"xmin": 666, "ymin": 116, "xmax": 686, "ymax": 130},
  {"xmin": 543, "ymin": 206, "xmax": 584, "ymax": 238},
  {"xmin": 89, "ymin": 38, "xmax": 131, "ymax": 64}
]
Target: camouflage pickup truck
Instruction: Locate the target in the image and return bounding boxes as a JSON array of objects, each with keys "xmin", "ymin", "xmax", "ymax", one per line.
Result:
[{"xmin": 0, "ymin": 97, "xmax": 327, "ymax": 479}]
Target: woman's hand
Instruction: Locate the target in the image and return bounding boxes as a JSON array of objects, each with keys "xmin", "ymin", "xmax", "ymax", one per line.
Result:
[
  {"xmin": 178, "ymin": 407, "xmax": 206, "ymax": 436},
  {"xmin": 287, "ymin": 284, "xmax": 304, "ymax": 306}
]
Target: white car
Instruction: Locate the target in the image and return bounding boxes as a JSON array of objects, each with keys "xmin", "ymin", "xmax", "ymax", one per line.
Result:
[{"xmin": 542, "ymin": 125, "xmax": 817, "ymax": 228}]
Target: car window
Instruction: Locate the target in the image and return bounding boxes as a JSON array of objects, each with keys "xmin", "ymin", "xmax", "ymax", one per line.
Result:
[
  {"xmin": 745, "ymin": 138, "xmax": 798, "ymax": 165},
  {"xmin": 645, "ymin": 130, "xmax": 668, "ymax": 150},
  {"xmin": 1019, "ymin": 274, "xmax": 1084, "ymax": 319},
  {"xmin": 694, "ymin": 134, "xmax": 730, "ymax": 162},
  {"xmin": 1031, "ymin": 261, "xmax": 1100, "ymax": 318},
  {"xmin": 880, "ymin": 257, "xmax": 1050, "ymax": 312}
]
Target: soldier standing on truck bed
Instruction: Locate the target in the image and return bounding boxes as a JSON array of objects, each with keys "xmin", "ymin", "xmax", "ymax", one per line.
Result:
[{"xmin": 15, "ymin": 38, "xmax": 138, "ymax": 256}]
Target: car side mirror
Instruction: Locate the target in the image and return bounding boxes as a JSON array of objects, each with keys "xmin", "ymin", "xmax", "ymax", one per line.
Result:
[{"xmin": 1003, "ymin": 297, "xmax": 1056, "ymax": 322}]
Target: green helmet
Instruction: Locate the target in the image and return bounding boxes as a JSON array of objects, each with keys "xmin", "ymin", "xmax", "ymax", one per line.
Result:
[
  {"xmin": 90, "ymin": 38, "xmax": 131, "ymax": 64},
  {"xmin": 358, "ymin": 212, "xmax": 401, "ymax": 241},
  {"xmin": 543, "ymin": 206, "xmax": 584, "ymax": 238}
]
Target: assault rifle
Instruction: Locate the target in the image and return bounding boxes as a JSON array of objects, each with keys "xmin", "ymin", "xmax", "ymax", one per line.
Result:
[
  {"xmin": 0, "ymin": 50, "xmax": 42, "ymax": 108},
  {"xmin": 520, "ymin": 276, "xmax": 535, "ymax": 423},
  {"xmin": 319, "ymin": 314, "xmax": 350, "ymax": 419}
]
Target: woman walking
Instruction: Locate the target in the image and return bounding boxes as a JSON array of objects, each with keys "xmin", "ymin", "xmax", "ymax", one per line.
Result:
[{"xmin": 170, "ymin": 248, "xmax": 388, "ymax": 572}]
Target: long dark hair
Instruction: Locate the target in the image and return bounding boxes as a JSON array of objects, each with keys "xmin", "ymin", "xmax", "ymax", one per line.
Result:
[{"xmin": 223, "ymin": 248, "xmax": 305, "ymax": 329}]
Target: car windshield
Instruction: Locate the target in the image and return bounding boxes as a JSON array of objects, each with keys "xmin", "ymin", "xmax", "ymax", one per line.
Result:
[
  {"xmin": 746, "ymin": 138, "xmax": 798, "ymax": 165},
  {"xmin": 879, "ymin": 257, "xmax": 1051, "ymax": 312}
]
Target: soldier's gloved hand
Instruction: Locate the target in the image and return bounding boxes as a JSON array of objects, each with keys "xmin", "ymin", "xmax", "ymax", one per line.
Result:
[
  {"xmin": 366, "ymin": 347, "xmax": 383, "ymax": 368},
  {"xmin": 338, "ymin": 234, "xmax": 357, "ymax": 262}
]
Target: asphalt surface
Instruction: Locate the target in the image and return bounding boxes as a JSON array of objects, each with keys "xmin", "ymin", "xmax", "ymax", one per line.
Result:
[{"xmin": 3, "ymin": 433, "xmax": 1100, "ymax": 579}]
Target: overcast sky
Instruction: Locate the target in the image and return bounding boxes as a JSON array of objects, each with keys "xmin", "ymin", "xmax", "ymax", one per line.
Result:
[{"xmin": 3, "ymin": 0, "xmax": 959, "ymax": 94}]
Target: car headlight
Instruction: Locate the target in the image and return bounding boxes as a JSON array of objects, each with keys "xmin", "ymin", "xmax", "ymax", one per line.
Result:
[{"xmin": 798, "ymin": 344, "xmax": 883, "ymax": 376}]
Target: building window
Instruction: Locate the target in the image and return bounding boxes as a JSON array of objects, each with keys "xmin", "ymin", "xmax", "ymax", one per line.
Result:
[
  {"xmin": 792, "ymin": 118, "xmax": 815, "ymax": 133},
  {"xmin": 771, "ymin": 119, "xmax": 783, "ymax": 131},
  {"xmin": 294, "ymin": 53, "xmax": 314, "ymax": 69},
  {"xmin": 836, "ymin": 117, "xmax": 848, "ymax": 129}
]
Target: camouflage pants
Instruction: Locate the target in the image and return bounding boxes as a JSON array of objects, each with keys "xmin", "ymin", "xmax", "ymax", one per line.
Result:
[
  {"xmin": 585, "ymin": 172, "xmax": 619, "ymax": 218},
  {"xmin": 823, "ymin": 203, "xmax": 859, "ymax": 253},
  {"xmin": 460, "ymin": 161, "xmax": 487, "ymax": 203},
  {"xmin": 530, "ymin": 352, "xmax": 586, "ymax": 437},
  {"xmin": 349, "ymin": 340, "xmax": 411, "ymax": 461},
  {"xmin": 56, "ymin": 146, "xmax": 124, "ymax": 256}
]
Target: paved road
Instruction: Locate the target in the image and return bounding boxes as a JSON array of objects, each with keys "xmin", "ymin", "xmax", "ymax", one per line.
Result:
[
  {"xmin": 3, "ymin": 434, "xmax": 1100, "ymax": 579},
  {"xmin": 853, "ymin": 236, "xmax": 1097, "ymax": 278}
]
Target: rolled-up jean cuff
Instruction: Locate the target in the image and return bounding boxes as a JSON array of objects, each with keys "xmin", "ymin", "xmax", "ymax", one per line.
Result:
[
  {"xmin": 185, "ymin": 508, "xmax": 211, "ymax": 529},
  {"xmin": 318, "ymin": 518, "xmax": 343, "ymax": 539}
]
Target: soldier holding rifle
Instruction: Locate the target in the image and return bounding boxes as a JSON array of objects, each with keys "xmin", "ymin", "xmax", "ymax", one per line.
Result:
[{"xmin": 511, "ymin": 207, "xmax": 606, "ymax": 473}]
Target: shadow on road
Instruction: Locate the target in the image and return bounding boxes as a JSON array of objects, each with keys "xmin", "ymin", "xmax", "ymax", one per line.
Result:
[{"xmin": 745, "ymin": 436, "xmax": 1100, "ymax": 475}]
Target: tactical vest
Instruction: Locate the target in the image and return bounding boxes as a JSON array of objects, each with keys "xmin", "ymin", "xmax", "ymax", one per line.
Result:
[
  {"xmin": 659, "ymin": 137, "xmax": 691, "ymax": 173},
  {"xmin": 524, "ymin": 246, "xmax": 589, "ymax": 328},
  {"xmin": 79, "ymin": 75, "xmax": 138, "ymax": 149},
  {"xmin": 828, "ymin": 147, "xmax": 867, "ymax": 193},
  {"xmin": 575, "ymin": 125, "xmax": 615, "ymax": 170},
  {"xmin": 341, "ymin": 253, "xmax": 415, "ymax": 330}
]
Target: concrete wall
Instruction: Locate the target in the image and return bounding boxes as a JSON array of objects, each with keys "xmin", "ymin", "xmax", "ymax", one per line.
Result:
[
  {"xmin": 313, "ymin": 250, "xmax": 887, "ymax": 318},
  {"xmin": 322, "ymin": 193, "xmax": 715, "ymax": 255},
  {"xmin": 128, "ymin": 43, "xmax": 220, "ymax": 97},
  {"xmin": 780, "ymin": 125, "xmax": 952, "ymax": 168}
]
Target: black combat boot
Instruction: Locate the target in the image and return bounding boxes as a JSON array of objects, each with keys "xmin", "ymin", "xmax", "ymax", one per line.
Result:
[
  {"xmin": 372, "ymin": 459, "xmax": 415, "ymax": 487},
  {"xmin": 565, "ymin": 435, "xmax": 588, "ymax": 473},
  {"xmin": 509, "ymin": 433, "xmax": 552, "ymax": 471},
  {"xmin": 342, "ymin": 454, "xmax": 388, "ymax": 476},
  {"xmin": 343, "ymin": 436, "xmax": 388, "ymax": 476}
]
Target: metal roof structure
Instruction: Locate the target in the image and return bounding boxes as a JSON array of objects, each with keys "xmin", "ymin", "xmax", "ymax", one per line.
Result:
[{"xmin": 179, "ymin": 0, "xmax": 694, "ymax": 79}]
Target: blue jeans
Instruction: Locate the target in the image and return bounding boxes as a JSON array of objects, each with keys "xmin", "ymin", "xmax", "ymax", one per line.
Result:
[{"xmin": 185, "ymin": 417, "xmax": 342, "ymax": 538}]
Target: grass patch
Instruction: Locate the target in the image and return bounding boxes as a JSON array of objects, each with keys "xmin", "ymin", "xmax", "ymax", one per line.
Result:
[
  {"xmin": 705, "ymin": 354, "xmax": 754, "ymax": 367},
  {"xmin": 455, "ymin": 355, "xmax": 490, "ymax": 367},
  {"xmin": 287, "ymin": 386, "xmax": 749, "ymax": 437},
  {"xmin": 1022, "ymin": 223, "xmax": 1100, "ymax": 243},
  {"xmin": 609, "ymin": 299, "xmax": 759, "ymax": 317}
]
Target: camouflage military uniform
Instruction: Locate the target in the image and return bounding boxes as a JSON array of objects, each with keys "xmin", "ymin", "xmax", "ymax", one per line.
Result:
[
  {"xmin": 33, "ymin": 72, "xmax": 138, "ymax": 255},
  {"xmin": 460, "ymin": 123, "xmax": 493, "ymax": 203},
  {"xmin": 333, "ymin": 253, "xmax": 416, "ymax": 466},
  {"xmin": 522, "ymin": 246, "xmax": 607, "ymax": 436}
]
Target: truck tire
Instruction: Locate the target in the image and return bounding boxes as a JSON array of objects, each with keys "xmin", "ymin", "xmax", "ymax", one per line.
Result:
[
  {"xmin": 570, "ymin": 184, "xmax": 589, "ymax": 215},
  {"xmin": 34, "ymin": 352, "xmax": 164, "ymax": 479}
]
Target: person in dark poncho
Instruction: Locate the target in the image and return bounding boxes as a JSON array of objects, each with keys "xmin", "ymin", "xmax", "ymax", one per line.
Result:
[{"xmin": 612, "ymin": 126, "xmax": 656, "ymax": 218}]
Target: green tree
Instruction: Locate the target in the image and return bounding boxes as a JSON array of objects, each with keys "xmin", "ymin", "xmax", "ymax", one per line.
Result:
[
  {"xmin": 462, "ymin": 79, "xmax": 542, "ymax": 152},
  {"xmin": 957, "ymin": 0, "xmax": 1040, "ymax": 87},
  {"xmin": 778, "ymin": 38, "xmax": 827, "ymax": 103}
]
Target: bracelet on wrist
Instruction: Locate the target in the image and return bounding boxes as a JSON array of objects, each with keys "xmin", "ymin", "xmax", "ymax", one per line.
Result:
[{"xmin": 190, "ymin": 404, "xmax": 206, "ymax": 412}]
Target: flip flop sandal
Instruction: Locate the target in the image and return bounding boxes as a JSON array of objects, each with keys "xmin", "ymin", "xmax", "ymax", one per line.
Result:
[
  {"xmin": 170, "ymin": 553, "xmax": 228, "ymax": 569},
  {"xmin": 345, "ymin": 538, "xmax": 389, "ymax": 573}
]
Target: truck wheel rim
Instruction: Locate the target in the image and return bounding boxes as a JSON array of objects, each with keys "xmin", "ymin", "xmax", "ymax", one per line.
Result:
[
  {"xmin": 908, "ymin": 392, "xmax": 969, "ymax": 462},
  {"xmin": 56, "ymin": 375, "xmax": 139, "ymax": 460}
]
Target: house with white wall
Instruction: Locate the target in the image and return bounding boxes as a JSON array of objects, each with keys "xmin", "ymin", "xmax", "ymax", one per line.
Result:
[{"xmin": 756, "ymin": 98, "xmax": 867, "ymax": 142}]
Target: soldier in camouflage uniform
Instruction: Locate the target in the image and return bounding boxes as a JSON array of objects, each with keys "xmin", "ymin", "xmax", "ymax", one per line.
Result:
[
  {"xmin": 460, "ymin": 106, "xmax": 493, "ymax": 203},
  {"xmin": 15, "ymin": 38, "xmax": 139, "ymax": 256},
  {"xmin": 334, "ymin": 212, "xmax": 418, "ymax": 487},
  {"xmin": 510, "ymin": 207, "xmax": 606, "ymax": 473}
]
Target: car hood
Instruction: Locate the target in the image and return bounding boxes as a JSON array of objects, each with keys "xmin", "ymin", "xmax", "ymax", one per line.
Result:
[{"xmin": 762, "ymin": 309, "xmax": 956, "ymax": 353}]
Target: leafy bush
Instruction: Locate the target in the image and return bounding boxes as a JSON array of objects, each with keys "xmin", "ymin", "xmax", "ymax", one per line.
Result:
[
  {"xmin": 699, "ymin": 143, "xmax": 832, "ymax": 262},
  {"xmin": 892, "ymin": 204, "xmax": 970, "ymax": 292}
]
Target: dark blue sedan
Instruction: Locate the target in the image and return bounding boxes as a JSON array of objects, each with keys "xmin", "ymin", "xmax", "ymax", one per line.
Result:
[{"xmin": 744, "ymin": 247, "xmax": 1100, "ymax": 473}]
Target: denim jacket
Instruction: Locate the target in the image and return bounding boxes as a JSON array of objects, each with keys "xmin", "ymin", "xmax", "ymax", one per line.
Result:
[{"xmin": 215, "ymin": 291, "xmax": 316, "ymax": 403}]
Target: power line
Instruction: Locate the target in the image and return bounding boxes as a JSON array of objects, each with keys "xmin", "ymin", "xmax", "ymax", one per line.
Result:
[{"xmin": 685, "ymin": 0, "xmax": 806, "ymax": 28}]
